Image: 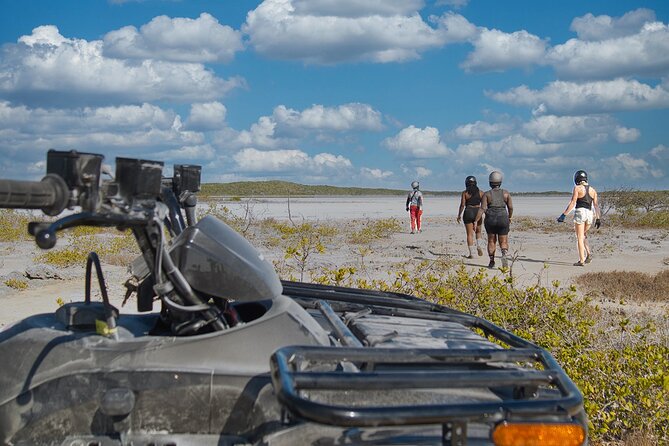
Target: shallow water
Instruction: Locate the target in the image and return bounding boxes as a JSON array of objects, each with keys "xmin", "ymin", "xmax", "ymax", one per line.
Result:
[{"xmin": 209, "ymin": 195, "xmax": 571, "ymax": 221}]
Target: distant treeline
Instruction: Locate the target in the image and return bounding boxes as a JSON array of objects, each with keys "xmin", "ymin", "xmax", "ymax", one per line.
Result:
[{"xmin": 201, "ymin": 180, "xmax": 570, "ymax": 197}]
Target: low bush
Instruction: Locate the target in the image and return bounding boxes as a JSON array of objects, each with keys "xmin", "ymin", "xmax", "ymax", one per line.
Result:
[
  {"xmin": 576, "ymin": 270, "xmax": 669, "ymax": 303},
  {"xmin": 309, "ymin": 260, "xmax": 669, "ymax": 444},
  {"xmin": 0, "ymin": 210, "xmax": 32, "ymax": 242}
]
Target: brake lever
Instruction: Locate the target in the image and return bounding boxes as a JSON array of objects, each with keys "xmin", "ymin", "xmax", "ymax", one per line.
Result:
[{"xmin": 28, "ymin": 212, "xmax": 151, "ymax": 249}]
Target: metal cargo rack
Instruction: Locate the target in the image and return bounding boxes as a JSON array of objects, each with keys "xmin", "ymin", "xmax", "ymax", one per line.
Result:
[{"xmin": 274, "ymin": 280, "xmax": 586, "ymax": 442}]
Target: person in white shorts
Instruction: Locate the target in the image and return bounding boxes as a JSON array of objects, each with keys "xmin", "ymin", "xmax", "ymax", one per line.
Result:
[{"xmin": 557, "ymin": 170, "xmax": 601, "ymax": 266}]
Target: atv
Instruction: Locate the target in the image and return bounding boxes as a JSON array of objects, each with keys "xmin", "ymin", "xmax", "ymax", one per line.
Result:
[{"xmin": 0, "ymin": 150, "xmax": 588, "ymax": 445}]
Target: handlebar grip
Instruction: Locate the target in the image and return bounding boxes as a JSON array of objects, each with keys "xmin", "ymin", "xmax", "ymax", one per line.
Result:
[{"xmin": 0, "ymin": 174, "xmax": 70, "ymax": 216}]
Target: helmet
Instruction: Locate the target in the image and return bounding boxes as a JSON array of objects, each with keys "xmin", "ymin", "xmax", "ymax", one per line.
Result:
[
  {"xmin": 574, "ymin": 170, "xmax": 588, "ymax": 185},
  {"xmin": 465, "ymin": 176, "xmax": 477, "ymax": 187},
  {"xmin": 411, "ymin": 181, "xmax": 419, "ymax": 190},
  {"xmin": 488, "ymin": 171, "xmax": 503, "ymax": 187}
]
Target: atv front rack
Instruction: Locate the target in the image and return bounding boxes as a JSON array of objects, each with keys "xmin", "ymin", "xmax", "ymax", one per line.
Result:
[{"xmin": 274, "ymin": 281, "xmax": 585, "ymax": 432}]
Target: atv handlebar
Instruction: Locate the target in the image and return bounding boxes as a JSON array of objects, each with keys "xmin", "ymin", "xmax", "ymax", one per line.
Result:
[{"xmin": 0, "ymin": 174, "xmax": 70, "ymax": 216}]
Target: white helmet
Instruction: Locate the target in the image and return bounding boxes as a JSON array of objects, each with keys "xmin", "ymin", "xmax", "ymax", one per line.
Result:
[
  {"xmin": 489, "ymin": 171, "xmax": 503, "ymax": 187},
  {"xmin": 411, "ymin": 181, "xmax": 419, "ymax": 190}
]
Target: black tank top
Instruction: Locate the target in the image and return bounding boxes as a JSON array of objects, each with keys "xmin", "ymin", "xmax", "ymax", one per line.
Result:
[
  {"xmin": 576, "ymin": 185, "xmax": 593, "ymax": 209},
  {"xmin": 465, "ymin": 190, "xmax": 481, "ymax": 206}
]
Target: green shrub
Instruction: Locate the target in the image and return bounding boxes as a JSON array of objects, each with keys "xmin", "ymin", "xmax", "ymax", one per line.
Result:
[
  {"xmin": 4, "ymin": 278, "xmax": 28, "ymax": 290},
  {"xmin": 348, "ymin": 218, "xmax": 402, "ymax": 244},
  {"xmin": 0, "ymin": 210, "xmax": 32, "ymax": 242},
  {"xmin": 311, "ymin": 261, "xmax": 669, "ymax": 443}
]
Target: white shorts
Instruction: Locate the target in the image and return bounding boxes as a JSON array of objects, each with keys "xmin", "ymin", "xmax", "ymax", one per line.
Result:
[{"xmin": 573, "ymin": 208, "xmax": 594, "ymax": 225}]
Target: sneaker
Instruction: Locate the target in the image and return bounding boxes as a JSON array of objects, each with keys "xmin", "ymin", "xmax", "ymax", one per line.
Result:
[
  {"xmin": 585, "ymin": 254, "xmax": 592, "ymax": 264},
  {"xmin": 464, "ymin": 254, "xmax": 473, "ymax": 259},
  {"xmin": 573, "ymin": 261, "xmax": 585, "ymax": 267},
  {"xmin": 410, "ymin": 231, "xmax": 415, "ymax": 234},
  {"xmin": 477, "ymin": 246, "xmax": 484, "ymax": 256},
  {"xmin": 488, "ymin": 260, "xmax": 495, "ymax": 269},
  {"xmin": 501, "ymin": 256, "xmax": 509, "ymax": 268}
]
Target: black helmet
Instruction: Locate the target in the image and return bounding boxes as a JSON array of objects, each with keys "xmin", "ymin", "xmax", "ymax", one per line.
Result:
[
  {"xmin": 411, "ymin": 181, "xmax": 419, "ymax": 190},
  {"xmin": 574, "ymin": 170, "xmax": 588, "ymax": 185},
  {"xmin": 489, "ymin": 171, "xmax": 503, "ymax": 187},
  {"xmin": 465, "ymin": 176, "xmax": 477, "ymax": 187}
]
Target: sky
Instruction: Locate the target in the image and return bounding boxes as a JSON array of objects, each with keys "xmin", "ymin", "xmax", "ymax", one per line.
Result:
[{"xmin": 0, "ymin": 0, "xmax": 668, "ymax": 192}]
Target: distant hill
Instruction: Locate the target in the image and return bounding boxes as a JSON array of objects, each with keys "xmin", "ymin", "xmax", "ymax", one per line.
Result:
[{"xmin": 201, "ymin": 180, "xmax": 568, "ymax": 197}]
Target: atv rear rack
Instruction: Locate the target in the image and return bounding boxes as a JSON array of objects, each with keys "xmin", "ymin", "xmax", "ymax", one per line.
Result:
[{"xmin": 274, "ymin": 281, "xmax": 585, "ymax": 430}]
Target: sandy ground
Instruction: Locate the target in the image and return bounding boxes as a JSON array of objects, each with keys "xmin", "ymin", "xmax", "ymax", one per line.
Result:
[{"xmin": 1, "ymin": 214, "xmax": 668, "ymax": 328}]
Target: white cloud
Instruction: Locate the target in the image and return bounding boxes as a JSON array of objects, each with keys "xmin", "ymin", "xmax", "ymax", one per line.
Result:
[
  {"xmin": 613, "ymin": 126, "xmax": 640, "ymax": 143},
  {"xmin": 185, "ymin": 102, "xmax": 227, "ymax": 131},
  {"xmin": 455, "ymin": 140, "xmax": 487, "ymax": 159},
  {"xmin": 547, "ymin": 21, "xmax": 669, "ymax": 79},
  {"xmin": 488, "ymin": 79, "xmax": 669, "ymax": 115},
  {"xmin": 292, "ymin": 0, "xmax": 424, "ymax": 18},
  {"xmin": 597, "ymin": 153, "xmax": 663, "ymax": 180},
  {"xmin": 272, "ymin": 103, "xmax": 383, "ymax": 132},
  {"xmin": 154, "ymin": 144, "xmax": 216, "ymax": 161},
  {"xmin": 431, "ymin": 12, "xmax": 478, "ymax": 43},
  {"xmin": 233, "ymin": 147, "xmax": 352, "ymax": 173},
  {"xmin": 650, "ymin": 144, "xmax": 668, "ymax": 160},
  {"xmin": 461, "ymin": 28, "xmax": 547, "ymax": 72},
  {"xmin": 0, "ymin": 101, "xmax": 202, "ymax": 159},
  {"xmin": 415, "ymin": 166, "xmax": 432, "ymax": 177},
  {"xmin": 360, "ymin": 167, "xmax": 393, "ymax": 179},
  {"xmin": 490, "ymin": 134, "xmax": 562, "ymax": 157},
  {"xmin": 523, "ymin": 115, "xmax": 635, "ymax": 143},
  {"xmin": 570, "ymin": 8, "xmax": 656, "ymax": 41},
  {"xmin": 454, "ymin": 120, "xmax": 514, "ymax": 139},
  {"xmin": 243, "ymin": 0, "xmax": 461, "ymax": 64},
  {"xmin": 103, "ymin": 13, "xmax": 244, "ymax": 63},
  {"xmin": 383, "ymin": 125, "xmax": 453, "ymax": 158},
  {"xmin": 0, "ymin": 25, "xmax": 244, "ymax": 107}
]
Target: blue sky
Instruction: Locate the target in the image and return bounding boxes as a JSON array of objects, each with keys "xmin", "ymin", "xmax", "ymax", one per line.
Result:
[{"xmin": 1, "ymin": 0, "xmax": 668, "ymax": 191}]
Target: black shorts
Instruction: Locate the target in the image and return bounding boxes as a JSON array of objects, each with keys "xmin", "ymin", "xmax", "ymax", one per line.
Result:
[
  {"xmin": 484, "ymin": 211, "xmax": 509, "ymax": 235},
  {"xmin": 462, "ymin": 206, "xmax": 480, "ymax": 224}
]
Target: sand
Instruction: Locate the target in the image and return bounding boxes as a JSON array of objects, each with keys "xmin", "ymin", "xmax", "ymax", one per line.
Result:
[{"xmin": 1, "ymin": 214, "xmax": 667, "ymax": 328}]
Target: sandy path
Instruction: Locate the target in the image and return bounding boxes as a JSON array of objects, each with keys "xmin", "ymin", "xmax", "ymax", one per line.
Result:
[{"xmin": 1, "ymin": 215, "xmax": 667, "ymax": 328}]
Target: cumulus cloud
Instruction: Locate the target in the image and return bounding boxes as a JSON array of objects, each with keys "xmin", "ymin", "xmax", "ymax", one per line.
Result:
[
  {"xmin": 461, "ymin": 28, "xmax": 547, "ymax": 72},
  {"xmin": 523, "ymin": 115, "xmax": 638, "ymax": 143},
  {"xmin": 154, "ymin": 144, "xmax": 217, "ymax": 161},
  {"xmin": 570, "ymin": 8, "xmax": 656, "ymax": 41},
  {"xmin": 233, "ymin": 147, "xmax": 352, "ymax": 173},
  {"xmin": 597, "ymin": 152, "xmax": 663, "ymax": 180},
  {"xmin": 360, "ymin": 167, "xmax": 393, "ymax": 179},
  {"xmin": 103, "ymin": 13, "xmax": 244, "ymax": 63},
  {"xmin": 383, "ymin": 125, "xmax": 453, "ymax": 158},
  {"xmin": 548, "ymin": 21, "xmax": 669, "ymax": 79},
  {"xmin": 272, "ymin": 103, "xmax": 383, "ymax": 133},
  {"xmin": 185, "ymin": 102, "xmax": 227, "ymax": 131},
  {"xmin": 455, "ymin": 140, "xmax": 487, "ymax": 159},
  {"xmin": 490, "ymin": 134, "xmax": 562, "ymax": 157},
  {"xmin": 0, "ymin": 101, "xmax": 201, "ymax": 160},
  {"xmin": 454, "ymin": 120, "xmax": 514, "ymax": 140},
  {"xmin": 650, "ymin": 144, "xmax": 668, "ymax": 160},
  {"xmin": 0, "ymin": 25, "xmax": 244, "ymax": 107},
  {"xmin": 243, "ymin": 0, "xmax": 468, "ymax": 64},
  {"xmin": 292, "ymin": 0, "xmax": 424, "ymax": 18},
  {"xmin": 415, "ymin": 166, "xmax": 432, "ymax": 177},
  {"xmin": 488, "ymin": 79, "xmax": 669, "ymax": 115},
  {"xmin": 613, "ymin": 126, "xmax": 641, "ymax": 143}
]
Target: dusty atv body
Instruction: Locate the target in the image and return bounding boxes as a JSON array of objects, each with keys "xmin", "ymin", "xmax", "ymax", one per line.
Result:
[{"xmin": 0, "ymin": 150, "xmax": 588, "ymax": 446}]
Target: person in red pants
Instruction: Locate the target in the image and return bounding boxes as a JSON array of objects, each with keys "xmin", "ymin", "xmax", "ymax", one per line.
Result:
[{"xmin": 405, "ymin": 181, "xmax": 424, "ymax": 234}]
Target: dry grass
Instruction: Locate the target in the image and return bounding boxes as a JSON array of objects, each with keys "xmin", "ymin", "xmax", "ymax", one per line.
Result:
[
  {"xmin": 576, "ymin": 270, "xmax": 669, "ymax": 303},
  {"xmin": 593, "ymin": 431, "xmax": 661, "ymax": 446}
]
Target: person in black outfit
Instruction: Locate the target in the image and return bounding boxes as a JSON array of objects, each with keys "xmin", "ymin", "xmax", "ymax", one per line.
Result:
[
  {"xmin": 475, "ymin": 171, "xmax": 513, "ymax": 269},
  {"xmin": 457, "ymin": 176, "xmax": 484, "ymax": 259}
]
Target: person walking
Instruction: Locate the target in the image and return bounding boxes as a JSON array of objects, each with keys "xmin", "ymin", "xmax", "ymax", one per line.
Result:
[
  {"xmin": 557, "ymin": 170, "xmax": 601, "ymax": 266},
  {"xmin": 405, "ymin": 181, "xmax": 423, "ymax": 234},
  {"xmin": 476, "ymin": 171, "xmax": 513, "ymax": 269},
  {"xmin": 457, "ymin": 176, "xmax": 484, "ymax": 258}
]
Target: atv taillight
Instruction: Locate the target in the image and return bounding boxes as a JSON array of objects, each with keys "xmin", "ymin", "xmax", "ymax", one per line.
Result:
[{"xmin": 492, "ymin": 422, "xmax": 585, "ymax": 446}]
